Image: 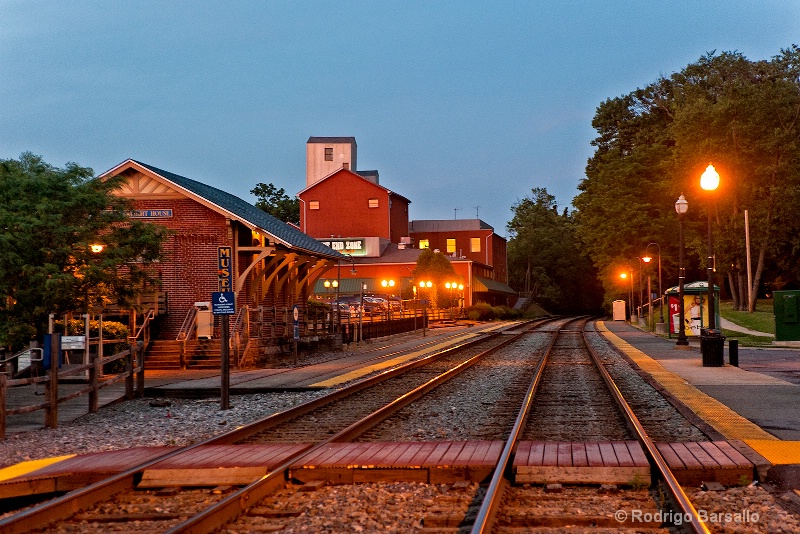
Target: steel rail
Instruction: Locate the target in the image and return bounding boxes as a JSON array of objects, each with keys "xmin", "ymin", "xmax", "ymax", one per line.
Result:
[
  {"xmin": 0, "ymin": 320, "xmax": 542, "ymax": 532},
  {"xmin": 167, "ymin": 320, "xmax": 550, "ymax": 533},
  {"xmin": 581, "ymin": 322, "xmax": 710, "ymax": 534},
  {"xmin": 469, "ymin": 316, "xmax": 582, "ymax": 533}
]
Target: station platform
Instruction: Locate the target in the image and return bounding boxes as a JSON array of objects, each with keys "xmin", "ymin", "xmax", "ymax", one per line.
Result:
[{"xmin": 599, "ymin": 320, "xmax": 800, "ymax": 487}]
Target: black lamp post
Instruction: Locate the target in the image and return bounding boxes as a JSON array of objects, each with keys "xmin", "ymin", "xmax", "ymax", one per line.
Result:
[
  {"xmin": 675, "ymin": 194, "xmax": 689, "ymax": 346},
  {"xmin": 701, "ymin": 164, "xmax": 720, "ymax": 330},
  {"xmin": 643, "ymin": 243, "xmax": 664, "ymax": 330}
]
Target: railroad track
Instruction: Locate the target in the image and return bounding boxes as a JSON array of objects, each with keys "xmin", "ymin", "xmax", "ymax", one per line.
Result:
[
  {"xmin": 468, "ymin": 317, "xmax": 709, "ymax": 533},
  {"xmin": 0, "ymin": 318, "xmax": 553, "ymax": 533}
]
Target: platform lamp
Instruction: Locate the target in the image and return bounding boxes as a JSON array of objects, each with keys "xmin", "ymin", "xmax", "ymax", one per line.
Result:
[
  {"xmin": 419, "ymin": 280, "xmax": 432, "ymax": 337},
  {"xmin": 675, "ymin": 194, "xmax": 689, "ymax": 346},
  {"xmin": 620, "ymin": 266, "xmax": 634, "ymax": 321},
  {"xmin": 643, "ymin": 243, "xmax": 664, "ymax": 330},
  {"xmin": 700, "ymin": 164, "xmax": 720, "ymax": 330},
  {"xmin": 381, "ymin": 279, "xmax": 395, "ymax": 320}
]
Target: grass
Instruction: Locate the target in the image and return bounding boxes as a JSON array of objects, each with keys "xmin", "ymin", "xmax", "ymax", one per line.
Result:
[
  {"xmin": 719, "ymin": 299, "xmax": 775, "ymax": 334},
  {"xmin": 719, "ymin": 299, "xmax": 775, "ymax": 347}
]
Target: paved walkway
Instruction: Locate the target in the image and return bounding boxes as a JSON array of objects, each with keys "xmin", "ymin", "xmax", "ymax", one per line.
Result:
[{"xmin": 720, "ymin": 317, "xmax": 774, "ymax": 338}]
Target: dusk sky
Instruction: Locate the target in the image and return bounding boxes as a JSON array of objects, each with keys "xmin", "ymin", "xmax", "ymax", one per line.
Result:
[{"xmin": 2, "ymin": 1, "xmax": 798, "ymax": 235}]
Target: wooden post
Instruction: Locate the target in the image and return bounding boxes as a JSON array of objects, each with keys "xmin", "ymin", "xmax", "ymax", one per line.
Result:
[
  {"xmin": 136, "ymin": 341, "xmax": 144, "ymax": 398},
  {"xmin": 88, "ymin": 313, "xmax": 99, "ymax": 412},
  {"xmin": 45, "ymin": 333, "xmax": 59, "ymax": 429},
  {"xmin": 0, "ymin": 373, "xmax": 7, "ymax": 440},
  {"xmin": 98, "ymin": 314, "xmax": 104, "ymax": 378},
  {"xmin": 126, "ymin": 344, "xmax": 134, "ymax": 400},
  {"xmin": 220, "ymin": 315, "xmax": 230, "ymax": 410}
]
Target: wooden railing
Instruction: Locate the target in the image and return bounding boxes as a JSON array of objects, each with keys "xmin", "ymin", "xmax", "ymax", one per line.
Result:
[
  {"xmin": 0, "ymin": 334, "xmax": 145, "ymax": 440},
  {"xmin": 232, "ymin": 306, "xmax": 250, "ymax": 367}
]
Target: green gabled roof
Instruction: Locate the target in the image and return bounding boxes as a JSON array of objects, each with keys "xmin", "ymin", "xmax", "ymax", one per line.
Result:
[{"xmin": 130, "ymin": 161, "xmax": 342, "ymax": 259}]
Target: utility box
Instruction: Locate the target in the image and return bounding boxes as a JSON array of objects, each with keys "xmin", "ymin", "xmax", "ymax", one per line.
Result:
[
  {"xmin": 612, "ymin": 300, "xmax": 626, "ymax": 321},
  {"xmin": 774, "ymin": 290, "xmax": 800, "ymax": 341},
  {"xmin": 195, "ymin": 302, "xmax": 213, "ymax": 339}
]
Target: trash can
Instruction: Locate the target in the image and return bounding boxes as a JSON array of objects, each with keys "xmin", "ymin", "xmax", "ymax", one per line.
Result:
[{"xmin": 700, "ymin": 328, "xmax": 725, "ymax": 367}]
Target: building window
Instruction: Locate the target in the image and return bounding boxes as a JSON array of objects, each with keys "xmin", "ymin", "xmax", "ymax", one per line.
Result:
[
  {"xmin": 368, "ymin": 198, "xmax": 379, "ymax": 208},
  {"xmin": 309, "ymin": 200, "xmax": 320, "ymax": 210},
  {"xmin": 471, "ymin": 238, "xmax": 481, "ymax": 253},
  {"xmin": 419, "ymin": 239, "xmax": 430, "ymax": 249},
  {"xmin": 447, "ymin": 238, "xmax": 456, "ymax": 254},
  {"xmin": 324, "ymin": 148, "xmax": 333, "ymax": 161}
]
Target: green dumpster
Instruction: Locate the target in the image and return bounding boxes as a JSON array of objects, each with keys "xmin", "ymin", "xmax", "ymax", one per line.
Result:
[{"xmin": 774, "ymin": 290, "xmax": 800, "ymax": 341}]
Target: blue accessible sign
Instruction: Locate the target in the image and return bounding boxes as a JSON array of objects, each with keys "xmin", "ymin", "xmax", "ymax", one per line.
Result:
[{"xmin": 212, "ymin": 292, "xmax": 236, "ymax": 315}]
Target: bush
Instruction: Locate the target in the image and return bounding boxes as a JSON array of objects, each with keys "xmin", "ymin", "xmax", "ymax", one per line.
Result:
[
  {"xmin": 54, "ymin": 319, "xmax": 130, "ymax": 373},
  {"xmin": 466, "ymin": 303, "xmax": 496, "ymax": 321},
  {"xmin": 492, "ymin": 306, "xmax": 522, "ymax": 320},
  {"xmin": 55, "ymin": 319, "xmax": 129, "ymax": 340}
]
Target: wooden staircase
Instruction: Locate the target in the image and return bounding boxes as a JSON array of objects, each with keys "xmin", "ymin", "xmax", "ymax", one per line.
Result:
[
  {"xmin": 145, "ymin": 340, "xmax": 182, "ymax": 370},
  {"xmin": 145, "ymin": 339, "xmax": 223, "ymax": 370}
]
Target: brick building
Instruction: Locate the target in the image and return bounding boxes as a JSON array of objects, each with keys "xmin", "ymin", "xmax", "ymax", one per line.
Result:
[
  {"xmin": 100, "ymin": 159, "xmax": 342, "ymax": 344},
  {"xmin": 299, "ymin": 137, "xmax": 516, "ymax": 307}
]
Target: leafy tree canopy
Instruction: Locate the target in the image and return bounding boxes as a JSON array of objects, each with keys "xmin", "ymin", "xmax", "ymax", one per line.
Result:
[
  {"xmin": 251, "ymin": 182, "xmax": 300, "ymax": 225},
  {"xmin": 412, "ymin": 248, "xmax": 458, "ymax": 308},
  {"xmin": 0, "ymin": 153, "xmax": 168, "ymax": 350},
  {"xmin": 574, "ymin": 45, "xmax": 800, "ymax": 311},
  {"xmin": 507, "ymin": 188, "xmax": 602, "ymax": 313}
]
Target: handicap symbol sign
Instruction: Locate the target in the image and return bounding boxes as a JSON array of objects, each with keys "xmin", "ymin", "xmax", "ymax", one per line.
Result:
[{"xmin": 212, "ymin": 292, "xmax": 236, "ymax": 315}]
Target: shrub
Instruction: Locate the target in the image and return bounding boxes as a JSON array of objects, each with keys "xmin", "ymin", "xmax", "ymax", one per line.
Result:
[{"xmin": 465, "ymin": 303, "xmax": 496, "ymax": 321}]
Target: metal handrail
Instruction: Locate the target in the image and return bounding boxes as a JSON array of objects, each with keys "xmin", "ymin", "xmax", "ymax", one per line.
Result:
[
  {"xmin": 1, "ymin": 347, "xmax": 43, "ymax": 377},
  {"xmin": 176, "ymin": 307, "xmax": 198, "ymax": 341},
  {"xmin": 129, "ymin": 309, "xmax": 155, "ymax": 343},
  {"xmin": 232, "ymin": 306, "xmax": 249, "ymax": 367}
]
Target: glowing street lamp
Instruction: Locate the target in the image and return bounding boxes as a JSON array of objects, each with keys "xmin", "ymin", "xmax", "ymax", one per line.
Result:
[
  {"xmin": 620, "ymin": 268, "xmax": 634, "ymax": 321},
  {"xmin": 418, "ymin": 280, "xmax": 432, "ymax": 336},
  {"xmin": 700, "ymin": 164, "xmax": 719, "ymax": 330},
  {"xmin": 643, "ymin": 242, "xmax": 663, "ymax": 330}
]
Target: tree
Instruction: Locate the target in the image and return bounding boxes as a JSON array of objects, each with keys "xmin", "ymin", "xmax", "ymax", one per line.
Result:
[
  {"xmin": 0, "ymin": 153, "xmax": 168, "ymax": 350},
  {"xmin": 412, "ymin": 248, "xmax": 457, "ymax": 308},
  {"xmin": 508, "ymin": 188, "xmax": 602, "ymax": 313},
  {"xmin": 251, "ymin": 183, "xmax": 300, "ymax": 225},
  {"xmin": 575, "ymin": 46, "xmax": 800, "ymax": 311}
]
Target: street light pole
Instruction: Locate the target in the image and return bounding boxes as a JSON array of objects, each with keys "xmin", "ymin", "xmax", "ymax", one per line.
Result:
[
  {"xmin": 701, "ymin": 164, "xmax": 720, "ymax": 330},
  {"xmin": 644, "ymin": 243, "xmax": 664, "ymax": 331},
  {"xmin": 675, "ymin": 195, "xmax": 689, "ymax": 346}
]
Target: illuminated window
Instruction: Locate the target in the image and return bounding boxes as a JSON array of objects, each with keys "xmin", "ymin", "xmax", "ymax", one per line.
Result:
[
  {"xmin": 471, "ymin": 238, "xmax": 481, "ymax": 253},
  {"xmin": 447, "ymin": 239, "xmax": 456, "ymax": 253},
  {"xmin": 309, "ymin": 200, "xmax": 320, "ymax": 210},
  {"xmin": 324, "ymin": 148, "xmax": 333, "ymax": 161},
  {"xmin": 368, "ymin": 198, "xmax": 379, "ymax": 208},
  {"xmin": 419, "ymin": 239, "xmax": 430, "ymax": 249}
]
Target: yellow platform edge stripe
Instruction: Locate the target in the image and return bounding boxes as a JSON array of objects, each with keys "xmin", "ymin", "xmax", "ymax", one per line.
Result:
[
  {"xmin": 310, "ymin": 321, "xmax": 513, "ymax": 388},
  {"xmin": 310, "ymin": 333, "xmax": 481, "ymax": 387},
  {"xmin": 744, "ymin": 439, "xmax": 800, "ymax": 465},
  {"xmin": 597, "ymin": 322, "xmax": 777, "ymax": 442},
  {"xmin": 0, "ymin": 454, "xmax": 76, "ymax": 482}
]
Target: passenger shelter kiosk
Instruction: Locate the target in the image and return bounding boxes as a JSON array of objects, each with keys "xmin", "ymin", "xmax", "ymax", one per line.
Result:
[{"xmin": 665, "ymin": 281, "xmax": 720, "ymax": 338}]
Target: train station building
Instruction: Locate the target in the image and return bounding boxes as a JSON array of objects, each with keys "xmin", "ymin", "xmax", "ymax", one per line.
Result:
[
  {"xmin": 96, "ymin": 138, "xmax": 515, "ymax": 367},
  {"xmin": 99, "ymin": 159, "xmax": 343, "ymax": 364}
]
